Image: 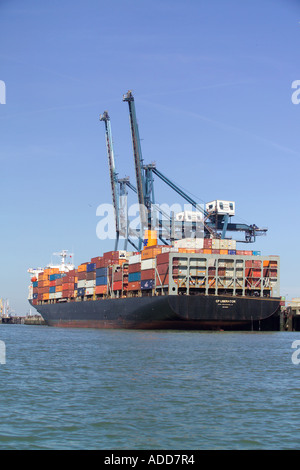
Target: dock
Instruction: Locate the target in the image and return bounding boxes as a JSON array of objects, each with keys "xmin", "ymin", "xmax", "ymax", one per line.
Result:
[{"xmin": 0, "ymin": 315, "xmax": 46, "ymax": 325}]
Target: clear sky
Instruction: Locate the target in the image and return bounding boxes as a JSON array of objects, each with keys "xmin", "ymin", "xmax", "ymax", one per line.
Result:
[{"xmin": 0, "ymin": 0, "xmax": 300, "ymax": 314}]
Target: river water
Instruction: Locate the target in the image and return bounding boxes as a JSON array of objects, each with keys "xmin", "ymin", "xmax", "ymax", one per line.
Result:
[{"xmin": 0, "ymin": 324, "xmax": 299, "ymax": 450}]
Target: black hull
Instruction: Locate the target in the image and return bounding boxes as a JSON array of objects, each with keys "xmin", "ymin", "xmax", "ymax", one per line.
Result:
[{"xmin": 29, "ymin": 294, "xmax": 281, "ymax": 330}]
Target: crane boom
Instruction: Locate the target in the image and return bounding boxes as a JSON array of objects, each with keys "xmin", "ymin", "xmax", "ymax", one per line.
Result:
[
  {"xmin": 123, "ymin": 91, "xmax": 148, "ymax": 236},
  {"xmin": 100, "ymin": 111, "xmax": 120, "ymax": 249}
]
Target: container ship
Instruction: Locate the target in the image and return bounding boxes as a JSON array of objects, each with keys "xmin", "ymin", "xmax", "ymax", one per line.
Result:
[
  {"xmin": 27, "ymin": 91, "xmax": 281, "ymax": 330},
  {"xmin": 28, "ymin": 235, "xmax": 281, "ymax": 330}
]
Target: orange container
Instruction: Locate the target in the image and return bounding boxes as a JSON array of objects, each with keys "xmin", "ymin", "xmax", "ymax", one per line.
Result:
[
  {"xmin": 127, "ymin": 281, "xmax": 141, "ymax": 291},
  {"xmin": 95, "ymin": 285, "xmax": 107, "ymax": 294},
  {"xmin": 43, "ymin": 293, "xmax": 49, "ymax": 300},
  {"xmin": 203, "ymin": 249, "xmax": 212, "ymax": 254},
  {"xmin": 56, "ymin": 285, "xmax": 62, "ymax": 292},
  {"xmin": 78, "ymin": 263, "xmax": 88, "ymax": 272},
  {"xmin": 220, "ymin": 249, "xmax": 228, "ymax": 255},
  {"xmin": 141, "ymin": 246, "xmax": 162, "ymax": 260}
]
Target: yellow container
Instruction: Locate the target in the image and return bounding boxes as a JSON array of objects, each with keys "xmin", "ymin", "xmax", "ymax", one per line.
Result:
[
  {"xmin": 78, "ymin": 264, "xmax": 87, "ymax": 272},
  {"xmin": 143, "ymin": 230, "xmax": 157, "ymax": 248}
]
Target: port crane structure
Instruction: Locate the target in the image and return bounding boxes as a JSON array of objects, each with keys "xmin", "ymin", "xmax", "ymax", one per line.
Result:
[{"xmin": 100, "ymin": 91, "xmax": 267, "ymax": 250}]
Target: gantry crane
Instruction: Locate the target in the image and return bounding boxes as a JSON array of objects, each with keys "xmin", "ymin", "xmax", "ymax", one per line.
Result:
[
  {"xmin": 122, "ymin": 90, "xmax": 267, "ymax": 244},
  {"xmin": 99, "ymin": 111, "xmax": 120, "ymax": 250},
  {"xmin": 100, "ymin": 111, "xmax": 143, "ymax": 251}
]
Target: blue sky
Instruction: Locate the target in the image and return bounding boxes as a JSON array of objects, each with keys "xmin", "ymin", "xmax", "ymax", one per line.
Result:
[{"xmin": 0, "ymin": 0, "xmax": 300, "ymax": 314}]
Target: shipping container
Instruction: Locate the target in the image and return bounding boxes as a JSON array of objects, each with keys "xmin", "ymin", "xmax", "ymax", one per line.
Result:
[
  {"xmin": 87, "ymin": 263, "xmax": 96, "ymax": 272},
  {"xmin": 85, "ymin": 280, "xmax": 96, "ymax": 289},
  {"xmin": 129, "ymin": 254, "xmax": 141, "ymax": 265},
  {"xmin": 129, "ymin": 263, "xmax": 141, "ymax": 273},
  {"xmin": 78, "ymin": 263, "xmax": 88, "ymax": 272},
  {"xmin": 96, "ymin": 276, "xmax": 107, "ymax": 286},
  {"xmin": 141, "ymin": 269, "xmax": 155, "ymax": 280},
  {"xmin": 127, "ymin": 281, "xmax": 141, "ymax": 291},
  {"xmin": 86, "ymin": 288, "xmax": 95, "ymax": 296},
  {"xmin": 141, "ymin": 279, "xmax": 155, "ymax": 290},
  {"xmin": 113, "ymin": 281, "xmax": 123, "ymax": 291},
  {"xmin": 96, "ymin": 267, "xmax": 108, "ymax": 277},
  {"xmin": 128, "ymin": 272, "xmax": 141, "ymax": 282},
  {"xmin": 95, "ymin": 285, "xmax": 107, "ymax": 295},
  {"xmin": 141, "ymin": 258, "xmax": 156, "ymax": 270}
]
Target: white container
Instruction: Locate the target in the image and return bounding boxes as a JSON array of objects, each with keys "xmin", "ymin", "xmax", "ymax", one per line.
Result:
[
  {"xmin": 129, "ymin": 254, "xmax": 141, "ymax": 265},
  {"xmin": 212, "ymin": 239, "xmax": 220, "ymax": 249},
  {"xmin": 174, "ymin": 238, "xmax": 204, "ymax": 249},
  {"xmin": 162, "ymin": 246, "xmax": 179, "ymax": 253},
  {"xmin": 227, "ymin": 240, "xmax": 236, "ymax": 249},
  {"xmin": 77, "ymin": 279, "xmax": 86, "ymax": 289},
  {"xmin": 141, "ymin": 258, "xmax": 156, "ymax": 270},
  {"xmin": 86, "ymin": 287, "xmax": 94, "ymax": 296},
  {"xmin": 55, "ymin": 292, "xmax": 62, "ymax": 299},
  {"xmin": 49, "ymin": 293, "xmax": 56, "ymax": 300},
  {"xmin": 85, "ymin": 280, "xmax": 96, "ymax": 288}
]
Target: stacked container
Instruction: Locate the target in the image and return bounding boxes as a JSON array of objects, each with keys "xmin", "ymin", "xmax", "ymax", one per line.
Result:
[{"xmin": 128, "ymin": 253, "xmax": 141, "ymax": 291}]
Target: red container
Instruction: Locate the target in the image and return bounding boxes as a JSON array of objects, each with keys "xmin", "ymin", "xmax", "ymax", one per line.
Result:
[
  {"xmin": 77, "ymin": 271, "xmax": 86, "ymax": 281},
  {"xmin": 129, "ymin": 263, "xmax": 141, "ymax": 273},
  {"xmin": 156, "ymin": 273, "xmax": 169, "ymax": 286},
  {"xmin": 95, "ymin": 257, "xmax": 104, "ymax": 268},
  {"xmin": 86, "ymin": 271, "xmax": 96, "ymax": 281},
  {"xmin": 127, "ymin": 281, "xmax": 141, "ymax": 291},
  {"xmin": 212, "ymin": 249, "xmax": 220, "ymax": 254},
  {"xmin": 49, "ymin": 280, "xmax": 56, "ymax": 287},
  {"xmin": 204, "ymin": 239, "xmax": 212, "ymax": 248},
  {"xmin": 157, "ymin": 263, "xmax": 169, "ymax": 275},
  {"xmin": 156, "ymin": 252, "xmax": 170, "ymax": 265},
  {"xmin": 244, "ymin": 251, "xmax": 252, "ymax": 256},
  {"xmin": 252, "ymin": 270, "xmax": 262, "ymax": 278},
  {"xmin": 95, "ymin": 285, "xmax": 107, "ymax": 294},
  {"xmin": 113, "ymin": 281, "xmax": 123, "ymax": 290},
  {"xmin": 141, "ymin": 269, "xmax": 155, "ymax": 280},
  {"xmin": 62, "ymin": 290, "xmax": 74, "ymax": 298},
  {"xmin": 104, "ymin": 251, "xmax": 120, "ymax": 260},
  {"xmin": 114, "ymin": 271, "xmax": 123, "ymax": 282},
  {"xmin": 91, "ymin": 256, "xmax": 102, "ymax": 264},
  {"xmin": 62, "ymin": 282, "xmax": 75, "ymax": 291}
]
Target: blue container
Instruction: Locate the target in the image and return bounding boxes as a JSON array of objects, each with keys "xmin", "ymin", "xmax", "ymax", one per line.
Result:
[
  {"xmin": 228, "ymin": 250, "xmax": 236, "ymax": 255},
  {"xmin": 129, "ymin": 272, "xmax": 141, "ymax": 283},
  {"xmin": 87, "ymin": 263, "xmax": 96, "ymax": 272},
  {"xmin": 49, "ymin": 273, "xmax": 64, "ymax": 281},
  {"xmin": 33, "ymin": 293, "xmax": 38, "ymax": 299},
  {"xmin": 49, "ymin": 286, "xmax": 56, "ymax": 293},
  {"xmin": 96, "ymin": 276, "xmax": 107, "ymax": 286},
  {"xmin": 96, "ymin": 267, "xmax": 108, "ymax": 277},
  {"xmin": 77, "ymin": 287, "xmax": 85, "ymax": 296},
  {"xmin": 252, "ymin": 251, "xmax": 261, "ymax": 256},
  {"xmin": 141, "ymin": 279, "xmax": 154, "ymax": 290},
  {"xmin": 33, "ymin": 281, "xmax": 38, "ymax": 287}
]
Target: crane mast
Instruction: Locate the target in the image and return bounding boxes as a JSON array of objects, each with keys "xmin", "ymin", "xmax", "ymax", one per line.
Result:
[
  {"xmin": 100, "ymin": 111, "xmax": 120, "ymax": 250},
  {"xmin": 123, "ymin": 91, "xmax": 148, "ymax": 244}
]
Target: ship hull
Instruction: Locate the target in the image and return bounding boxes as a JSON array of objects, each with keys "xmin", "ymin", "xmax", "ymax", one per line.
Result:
[{"xmin": 29, "ymin": 294, "xmax": 281, "ymax": 330}]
